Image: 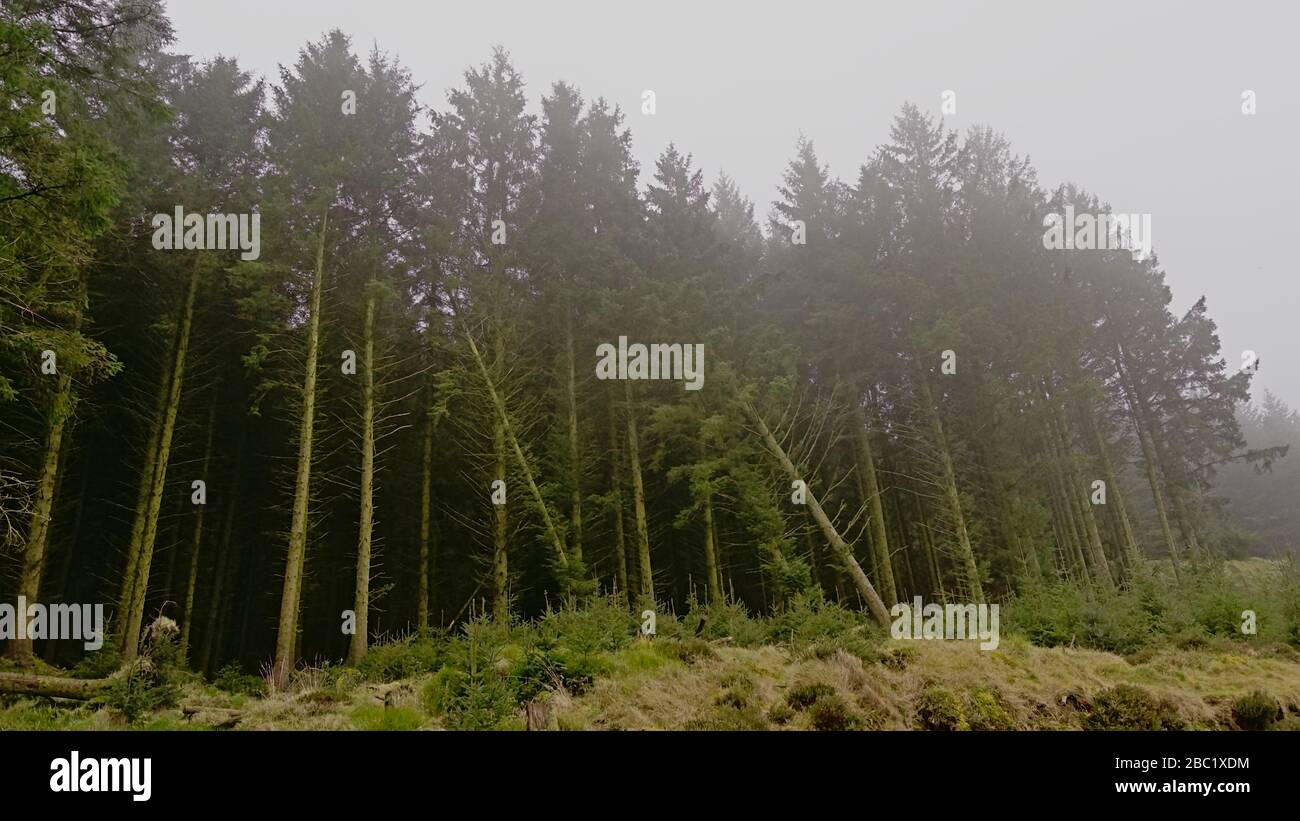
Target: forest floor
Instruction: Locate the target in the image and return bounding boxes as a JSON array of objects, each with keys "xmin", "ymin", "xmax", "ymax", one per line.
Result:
[{"xmin": 3, "ymin": 560, "xmax": 1299, "ymax": 731}]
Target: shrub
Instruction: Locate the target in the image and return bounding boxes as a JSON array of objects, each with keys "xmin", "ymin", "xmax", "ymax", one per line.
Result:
[
  {"xmin": 967, "ymin": 688, "xmax": 1015, "ymax": 730},
  {"xmin": 514, "ymin": 642, "xmax": 607, "ymax": 701},
  {"xmin": 101, "ymin": 617, "xmax": 183, "ymax": 723},
  {"xmin": 767, "ymin": 701, "xmax": 795, "ymax": 725},
  {"xmin": 212, "ymin": 664, "xmax": 268, "ymax": 698},
  {"xmin": 765, "ymin": 593, "xmax": 880, "ymax": 661},
  {"xmin": 916, "ymin": 687, "xmax": 968, "ymax": 731},
  {"xmin": 663, "ymin": 637, "xmax": 718, "ymax": 664},
  {"xmin": 681, "ymin": 600, "xmax": 766, "ymax": 647},
  {"xmin": 68, "ymin": 644, "xmax": 123, "ymax": 680},
  {"xmin": 808, "ymin": 694, "xmax": 864, "ymax": 731},
  {"xmin": 714, "ymin": 672, "xmax": 756, "ymax": 709},
  {"xmin": 1231, "ymin": 690, "xmax": 1282, "ymax": 730},
  {"xmin": 103, "ymin": 662, "xmax": 178, "ymax": 723},
  {"xmin": 785, "ymin": 682, "xmax": 835, "ymax": 711},
  {"xmin": 355, "ymin": 636, "xmax": 442, "ymax": 682},
  {"xmin": 421, "ymin": 667, "xmax": 466, "ymax": 716},
  {"xmin": 536, "ymin": 596, "xmax": 639, "ymax": 655},
  {"xmin": 1085, "ymin": 685, "xmax": 1183, "ymax": 730},
  {"xmin": 683, "ymin": 703, "xmax": 768, "ymax": 730}
]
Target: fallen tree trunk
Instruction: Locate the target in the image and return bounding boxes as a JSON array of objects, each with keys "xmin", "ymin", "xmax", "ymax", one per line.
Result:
[
  {"xmin": 0, "ymin": 671, "xmax": 111, "ymax": 700},
  {"xmin": 182, "ymin": 704, "xmax": 243, "ymax": 728},
  {"xmin": 742, "ymin": 400, "xmax": 892, "ymax": 628}
]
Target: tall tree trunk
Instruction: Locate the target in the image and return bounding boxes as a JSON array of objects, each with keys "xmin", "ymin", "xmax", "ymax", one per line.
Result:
[
  {"xmin": 493, "ymin": 412, "xmax": 509, "ymax": 620},
  {"xmin": 200, "ymin": 424, "xmax": 243, "ymax": 676},
  {"xmin": 607, "ymin": 402, "xmax": 629, "ymax": 603},
  {"xmin": 417, "ymin": 388, "xmax": 435, "ymax": 636},
  {"xmin": 117, "ymin": 320, "xmax": 178, "ymax": 649},
  {"xmin": 1116, "ymin": 347, "xmax": 1203, "ymax": 562},
  {"xmin": 180, "ymin": 394, "xmax": 218, "ymax": 660},
  {"xmin": 1090, "ymin": 425, "xmax": 1143, "ymax": 573},
  {"xmin": 453, "ymin": 307, "xmax": 570, "ymax": 587},
  {"xmin": 853, "ymin": 399, "xmax": 897, "ymax": 607},
  {"xmin": 1114, "ymin": 352, "xmax": 1181, "ymax": 580},
  {"xmin": 349, "ymin": 290, "xmax": 377, "ymax": 663},
  {"xmin": 565, "ymin": 311, "xmax": 583, "ymax": 566},
  {"xmin": 916, "ymin": 371, "xmax": 985, "ymax": 602},
  {"xmin": 122, "ymin": 263, "xmax": 200, "ymax": 661},
  {"xmin": 1050, "ymin": 403, "xmax": 1113, "ymax": 589},
  {"xmin": 272, "ymin": 202, "xmax": 329, "ymax": 689},
  {"xmin": 625, "ymin": 382, "xmax": 653, "ymax": 604},
  {"xmin": 8, "ymin": 368, "xmax": 75, "ymax": 665},
  {"xmin": 702, "ymin": 491, "xmax": 722, "ymax": 603},
  {"xmin": 742, "ymin": 400, "xmax": 891, "ymax": 627}
]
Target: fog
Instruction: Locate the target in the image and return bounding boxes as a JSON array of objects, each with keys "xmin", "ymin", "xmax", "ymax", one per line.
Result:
[{"xmin": 166, "ymin": 0, "xmax": 1299, "ymax": 408}]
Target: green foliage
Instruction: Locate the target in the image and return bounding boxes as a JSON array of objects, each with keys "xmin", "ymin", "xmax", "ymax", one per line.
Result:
[
  {"xmin": 765, "ymin": 593, "xmax": 881, "ymax": 662},
  {"xmin": 767, "ymin": 701, "xmax": 795, "ymax": 725},
  {"xmin": 967, "ymin": 688, "xmax": 1015, "ymax": 730},
  {"xmin": 1085, "ymin": 685, "xmax": 1184, "ymax": 731},
  {"xmin": 662, "ymin": 637, "xmax": 719, "ymax": 664},
  {"xmin": 1231, "ymin": 690, "xmax": 1282, "ymax": 730},
  {"xmin": 808, "ymin": 694, "xmax": 864, "ymax": 731},
  {"xmin": 714, "ymin": 671, "xmax": 756, "ymax": 709},
  {"xmin": 68, "ymin": 644, "xmax": 123, "ymax": 680},
  {"xmin": 679, "ymin": 599, "xmax": 767, "ymax": 647},
  {"xmin": 212, "ymin": 664, "xmax": 269, "ymax": 698},
  {"xmin": 683, "ymin": 703, "xmax": 769, "ymax": 730},
  {"xmin": 103, "ymin": 662, "xmax": 178, "ymax": 723},
  {"xmin": 916, "ymin": 687, "xmax": 969, "ymax": 731},
  {"xmin": 355, "ymin": 636, "xmax": 443, "ymax": 682},
  {"xmin": 349, "ymin": 704, "xmax": 424, "ymax": 731},
  {"xmin": 1007, "ymin": 570, "xmax": 1296, "ymax": 656},
  {"xmin": 785, "ymin": 681, "xmax": 835, "ymax": 711}
]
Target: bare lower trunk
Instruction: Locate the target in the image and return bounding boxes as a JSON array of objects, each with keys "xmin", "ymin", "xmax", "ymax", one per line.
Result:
[
  {"xmin": 625, "ymin": 382, "xmax": 653, "ymax": 604},
  {"xmin": 180, "ymin": 395, "xmax": 218, "ymax": 660},
  {"xmin": 917, "ymin": 372, "xmax": 984, "ymax": 602},
  {"xmin": 853, "ymin": 397, "xmax": 896, "ymax": 607},
  {"xmin": 417, "ymin": 394, "xmax": 434, "ymax": 636},
  {"xmin": 565, "ymin": 312, "xmax": 583, "ymax": 565},
  {"xmin": 702, "ymin": 491, "xmax": 722, "ymax": 603},
  {"xmin": 272, "ymin": 202, "xmax": 329, "ymax": 689},
  {"xmin": 608, "ymin": 403, "xmax": 629, "ymax": 603},
  {"xmin": 349, "ymin": 291, "xmax": 377, "ymax": 663},
  {"xmin": 122, "ymin": 263, "xmax": 200, "ymax": 661},
  {"xmin": 8, "ymin": 369, "xmax": 75, "ymax": 665}
]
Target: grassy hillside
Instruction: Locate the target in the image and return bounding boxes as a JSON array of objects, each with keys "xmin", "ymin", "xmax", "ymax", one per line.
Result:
[{"xmin": 3, "ymin": 560, "xmax": 1298, "ymax": 731}]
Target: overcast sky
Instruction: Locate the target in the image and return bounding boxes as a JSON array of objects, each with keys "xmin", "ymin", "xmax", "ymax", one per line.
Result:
[{"xmin": 165, "ymin": 0, "xmax": 1299, "ymax": 409}]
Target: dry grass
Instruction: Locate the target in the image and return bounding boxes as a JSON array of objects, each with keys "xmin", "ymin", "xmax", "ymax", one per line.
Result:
[{"xmin": 551, "ymin": 638, "xmax": 1300, "ymax": 730}]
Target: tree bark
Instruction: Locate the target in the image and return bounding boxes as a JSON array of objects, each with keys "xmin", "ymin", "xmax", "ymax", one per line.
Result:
[
  {"xmin": 8, "ymin": 368, "xmax": 75, "ymax": 665},
  {"xmin": 916, "ymin": 372, "xmax": 985, "ymax": 602},
  {"xmin": 272, "ymin": 201, "xmax": 329, "ymax": 689},
  {"xmin": 349, "ymin": 290, "xmax": 377, "ymax": 663},
  {"xmin": 702, "ymin": 491, "xmax": 722, "ymax": 603},
  {"xmin": 565, "ymin": 311, "xmax": 583, "ymax": 565},
  {"xmin": 853, "ymin": 398, "xmax": 897, "ymax": 607},
  {"xmin": 180, "ymin": 394, "xmax": 218, "ymax": 659},
  {"xmin": 417, "ymin": 387, "xmax": 435, "ymax": 636},
  {"xmin": 122, "ymin": 262, "xmax": 200, "ymax": 661},
  {"xmin": 625, "ymin": 382, "xmax": 653, "ymax": 604},
  {"xmin": 607, "ymin": 402, "xmax": 629, "ymax": 603}
]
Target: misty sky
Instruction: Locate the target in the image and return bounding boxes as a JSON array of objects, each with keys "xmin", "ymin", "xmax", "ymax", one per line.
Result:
[{"xmin": 165, "ymin": 0, "xmax": 1299, "ymax": 409}]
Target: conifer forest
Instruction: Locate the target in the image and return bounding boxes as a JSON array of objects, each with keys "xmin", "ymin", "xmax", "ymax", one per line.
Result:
[{"xmin": 2, "ymin": 0, "xmax": 1299, "ymax": 745}]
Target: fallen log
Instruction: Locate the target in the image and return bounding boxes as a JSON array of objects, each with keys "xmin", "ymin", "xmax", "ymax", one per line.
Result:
[
  {"xmin": 0, "ymin": 671, "xmax": 111, "ymax": 700},
  {"xmin": 181, "ymin": 704, "xmax": 243, "ymax": 728}
]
